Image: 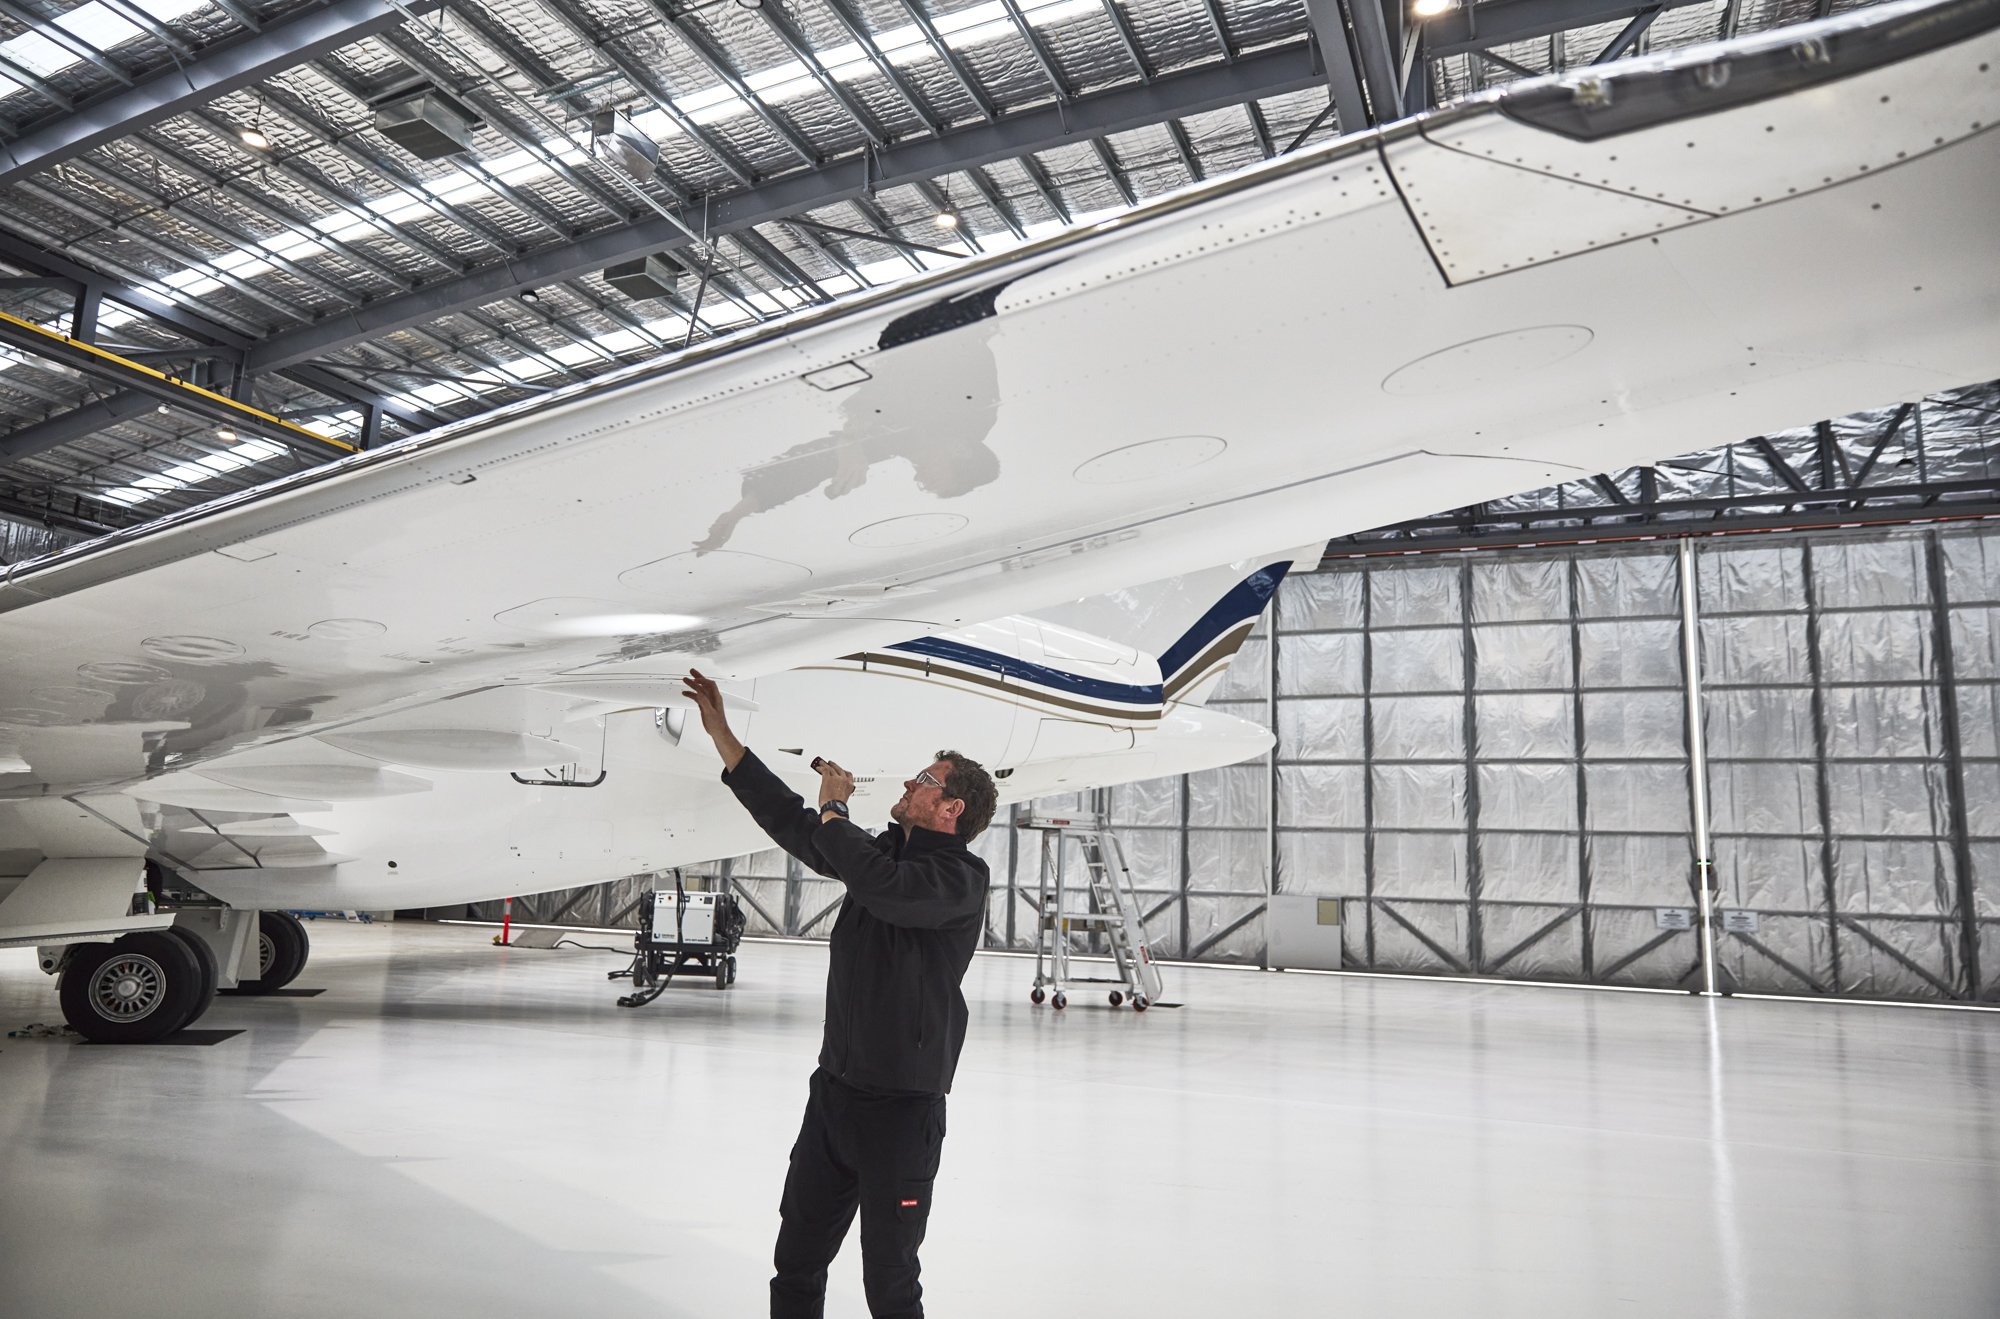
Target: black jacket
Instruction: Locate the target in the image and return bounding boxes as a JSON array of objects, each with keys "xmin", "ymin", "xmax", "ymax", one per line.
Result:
[{"xmin": 721, "ymin": 750, "xmax": 990, "ymax": 1096}]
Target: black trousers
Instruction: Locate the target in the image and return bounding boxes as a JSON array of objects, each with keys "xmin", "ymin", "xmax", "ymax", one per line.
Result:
[{"xmin": 771, "ymin": 1068, "xmax": 947, "ymax": 1319}]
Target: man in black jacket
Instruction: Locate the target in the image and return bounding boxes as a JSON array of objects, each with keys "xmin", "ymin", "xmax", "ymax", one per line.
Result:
[{"xmin": 682, "ymin": 670, "xmax": 997, "ymax": 1319}]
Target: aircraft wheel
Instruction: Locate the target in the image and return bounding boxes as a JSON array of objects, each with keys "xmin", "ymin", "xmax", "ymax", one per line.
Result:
[
  {"xmin": 165, "ymin": 926, "xmax": 219, "ymax": 1024},
  {"xmin": 1108, "ymin": 991, "xmax": 1124, "ymax": 1007},
  {"xmin": 59, "ymin": 933, "xmax": 204, "ymax": 1043},
  {"xmin": 1051, "ymin": 992, "xmax": 1067, "ymax": 1011},
  {"xmin": 1029, "ymin": 987, "xmax": 1045, "ymax": 1005},
  {"xmin": 236, "ymin": 911, "xmax": 309, "ymax": 995}
]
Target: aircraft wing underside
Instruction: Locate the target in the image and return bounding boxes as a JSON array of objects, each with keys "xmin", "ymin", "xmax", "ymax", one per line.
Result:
[{"xmin": 0, "ymin": 0, "xmax": 1994, "ymax": 812}]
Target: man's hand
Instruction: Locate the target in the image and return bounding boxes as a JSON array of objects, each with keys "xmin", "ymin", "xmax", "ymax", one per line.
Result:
[
  {"xmin": 682, "ymin": 669, "xmax": 747, "ymax": 772},
  {"xmin": 817, "ymin": 758, "xmax": 856, "ymax": 822}
]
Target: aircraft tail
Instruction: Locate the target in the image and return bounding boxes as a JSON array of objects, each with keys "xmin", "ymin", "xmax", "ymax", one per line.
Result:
[{"xmin": 1029, "ymin": 544, "xmax": 1323, "ymax": 707}]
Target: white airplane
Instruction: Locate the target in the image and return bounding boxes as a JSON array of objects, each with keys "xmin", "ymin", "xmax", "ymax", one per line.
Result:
[{"xmin": 0, "ymin": 0, "xmax": 1995, "ymax": 1040}]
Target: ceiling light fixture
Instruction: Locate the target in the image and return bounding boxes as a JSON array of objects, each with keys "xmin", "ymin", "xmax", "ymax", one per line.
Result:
[
  {"xmin": 217, "ymin": 429, "xmax": 236, "ymax": 441},
  {"xmin": 240, "ymin": 128, "xmax": 270, "ymax": 149},
  {"xmin": 520, "ymin": 288, "xmax": 541, "ymax": 303},
  {"xmin": 935, "ymin": 208, "xmax": 958, "ymax": 229},
  {"xmin": 735, "ymin": 0, "xmax": 763, "ymax": 9},
  {"xmin": 1412, "ymin": 0, "xmax": 1452, "ymax": 14}
]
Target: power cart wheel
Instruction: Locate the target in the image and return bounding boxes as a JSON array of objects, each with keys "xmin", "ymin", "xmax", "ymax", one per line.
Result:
[
  {"xmin": 726, "ymin": 956, "xmax": 737, "ymax": 985},
  {"xmin": 1029, "ymin": 987, "xmax": 1045, "ymax": 1005},
  {"xmin": 59, "ymin": 932, "xmax": 205, "ymax": 1043},
  {"xmin": 715, "ymin": 962, "xmax": 728, "ymax": 990},
  {"xmin": 1051, "ymin": 992, "xmax": 1067, "ymax": 1010},
  {"xmin": 1108, "ymin": 991, "xmax": 1124, "ymax": 1007},
  {"xmin": 1132, "ymin": 995, "xmax": 1149, "ymax": 1012}
]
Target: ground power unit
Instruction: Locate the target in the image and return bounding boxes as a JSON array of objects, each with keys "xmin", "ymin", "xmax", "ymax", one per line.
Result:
[{"xmin": 612, "ymin": 885, "xmax": 746, "ymax": 1008}]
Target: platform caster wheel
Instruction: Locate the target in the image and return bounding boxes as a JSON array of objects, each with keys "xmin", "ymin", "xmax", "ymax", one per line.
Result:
[
  {"xmin": 1132, "ymin": 995, "xmax": 1149, "ymax": 1012},
  {"xmin": 59, "ymin": 931, "xmax": 205, "ymax": 1043},
  {"xmin": 1051, "ymin": 992, "xmax": 1067, "ymax": 1010},
  {"xmin": 1108, "ymin": 990, "xmax": 1124, "ymax": 1007},
  {"xmin": 235, "ymin": 911, "xmax": 309, "ymax": 994},
  {"xmin": 1030, "ymin": 987, "xmax": 1045, "ymax": 1005}
]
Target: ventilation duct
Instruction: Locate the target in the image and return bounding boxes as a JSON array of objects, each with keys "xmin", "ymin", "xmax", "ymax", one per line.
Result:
[
  {"xmin": 591, "ymin": 109, "xmax": 660, "ymax": 182},
  {"xmin": 374, "ymin": 89, "xmax": 477, "ymax": 160},
  {"xmin": 604, "ymin": 254, "xmax": 683, "ymax": 301}
]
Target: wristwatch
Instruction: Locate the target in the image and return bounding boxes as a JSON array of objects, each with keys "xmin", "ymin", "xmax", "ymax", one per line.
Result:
[{"xmin": 821, "ymin": 800, "xmax": 851, "ymax": 820}]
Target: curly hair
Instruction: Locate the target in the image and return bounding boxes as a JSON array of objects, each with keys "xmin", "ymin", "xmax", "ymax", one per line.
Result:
[{"xmin": 935, "ymin": 749, "xmax": 999, "ymax": 841}]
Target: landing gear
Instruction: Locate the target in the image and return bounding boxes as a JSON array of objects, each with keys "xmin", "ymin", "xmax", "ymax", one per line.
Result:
[
  {"xmin": 165, "ymin": 925, "xmax": 219, "ymax": 1023},
  {"xmin": 59, "ymin": 932, "xmax": 205, "ymax": 1043},
  {"xmin": 234, "ymin": 911, "xmax": 309, "ymax": 995}
]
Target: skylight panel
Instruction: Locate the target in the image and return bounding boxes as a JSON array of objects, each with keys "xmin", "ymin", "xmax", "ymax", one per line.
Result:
[
  {"xmin": 595, "ymin": 329, "xmax": 644, "ymax": 353},
  {"xmin": 262, "ymin": 233, "xmax": 325, "ymax": 259},
  {"xmin": 55, "ymin": 3, "xmax": 145, "ymax": 52},
  {"xmin": 629, "ymin": 108, "xmax": 682, "ymax": 140},
  {"xmin": 231, "ymin": 439, "xmax": 284, "ymax": 461},
  {"xmin": 745, "ymin": 60, "xmax": 809, "ymax": 92},
  {"xmin": 495, "ymin": 357, "xmax": 554, "ymax": 379},
  {"xmin": 0, "ymin": 29, "xmax": 82, "ymax": 78},
  {"xmin": 546, "ymin": 342, "xmax": 601, "ymax": 367},
  {"xmin": 132, "ymin": 475, "xmax": 176, "ymax": 491},
  {"xmin": 412, "ymin": 383, "xmax": 461, "ymax": 404},
  {"xmin": 368, "ymin": 194, "xmax": 434, "ymax": 223},
  {"xmin": 132, "ymin": 0, "xmax": 211, "ymax": 22},
  {"xmin": 102, "ymin": 487, "xmax": 152, "ymax": 505},
  {"xmin": 196, "ymin": 451, "xmax": 249, "ymax": 472},
  {"xmin": 161, "ymin": 462, "xmax": 212, "ymax": 483},
  {"xmin": 211, "ymin": 251, "xmax": 272, "ymax": 277}
]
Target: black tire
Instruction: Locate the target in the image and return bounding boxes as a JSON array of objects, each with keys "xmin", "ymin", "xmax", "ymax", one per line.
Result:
[
  {"xmin": 236, "ymin": 911, "xmax": 309, "ymax": 994},
  {"xmin": 59, "ymin": 932, "xmax": 204, "ymax": 1043},
  {"xmin": 1030, "ymin": 987, "xmax": 1045, "ymax": 1005},
  {"xmin": 165, "ymin": 926, "xmax": 218, "ymax": 1027},
  {"xmin": 1109, "ymin": 991, "xmax": 1124, "ymax": 1007},
  {"xmin": 715, "ymin": 960, "xmax": 728, "ymax": 990},
  {"xmin": 727, "ymin": 956, "xmax": 737, "ymax": 985},
  {"xmin": 1052, "ymin": 991, "xmax": 1067, "ymax": 1010},
  {"xmin": 1133, "ymin": 995, "xmax": 1149, "ymax": 1012}
]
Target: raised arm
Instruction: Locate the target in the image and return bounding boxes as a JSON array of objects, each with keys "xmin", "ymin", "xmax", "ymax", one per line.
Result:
[
  {"xmin": 682, "ymin": 668, "xmax": 746, "ymax": 772},
  {"xmin": 811, "ymin": 825, "xmax": 988, "ymax": 929}
]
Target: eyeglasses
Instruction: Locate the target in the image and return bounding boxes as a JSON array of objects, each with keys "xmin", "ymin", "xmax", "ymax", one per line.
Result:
[{"xmin": 914, "ymin": 769, "xmax": 946, "ymax": 790}]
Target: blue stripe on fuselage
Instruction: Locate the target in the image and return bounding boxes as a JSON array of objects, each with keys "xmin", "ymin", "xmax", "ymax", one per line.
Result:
[{"xmin": 886, "ymin": 636, "xmax": 1164, "ymax": 706}]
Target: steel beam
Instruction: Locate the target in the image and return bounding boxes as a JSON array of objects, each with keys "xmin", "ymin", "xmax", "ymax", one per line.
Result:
[
  {"xmin": 0, "ymin": 310, "xmax": 350, "ymax": 458},
  {"xmin": 0, "ymin": 0, "xmax": 441, "ymax": 193},
  {"xmin": 242, "ymin": 42, "xmax": 1320, "ymax": 375},
  {"xmin": 0, "ymin": 390, "xmax": 156, "ymax": 461},
  {"xmin": 1422, "ymin": 0, "xmax": 1712, "ymax": 57}
]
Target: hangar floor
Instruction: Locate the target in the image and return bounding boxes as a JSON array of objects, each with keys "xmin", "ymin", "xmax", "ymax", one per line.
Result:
[{"xmin": 1, "ymin": 920, "xmax": 1995, "ymax": 1319}]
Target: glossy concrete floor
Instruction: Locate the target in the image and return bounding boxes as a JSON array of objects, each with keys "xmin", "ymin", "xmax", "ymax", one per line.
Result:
[{"xmin": 3, "ymin": 921, "xmax": 1997, "ymax": 1319}]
